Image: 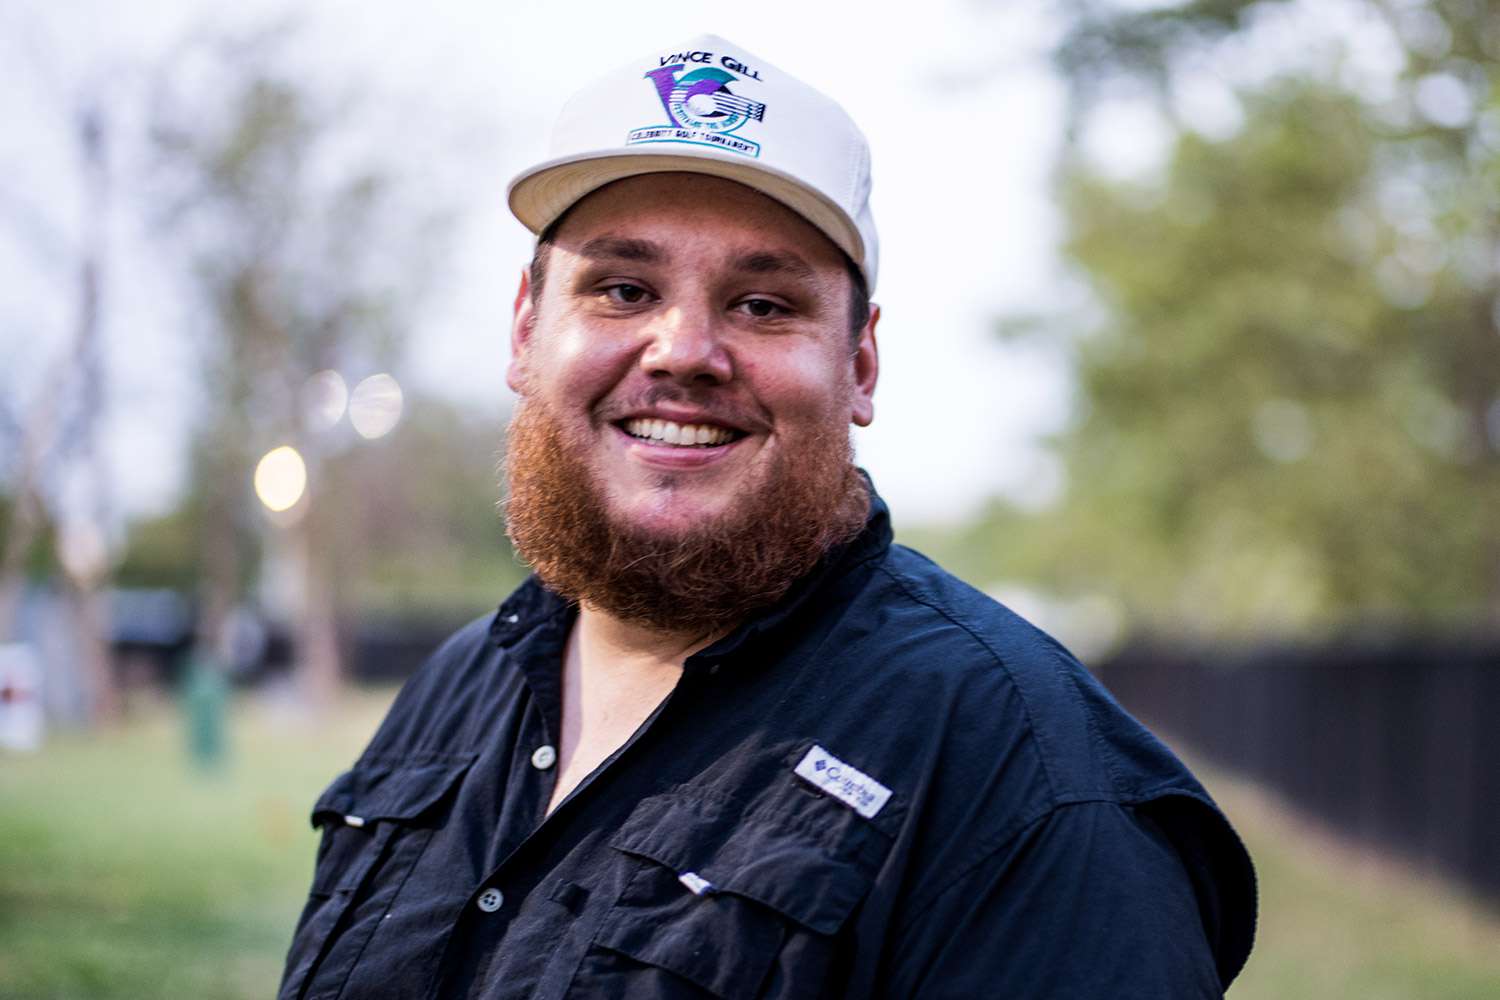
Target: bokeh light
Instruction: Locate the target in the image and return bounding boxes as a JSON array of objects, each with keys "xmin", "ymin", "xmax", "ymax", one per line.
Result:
[
  {"xmin": 302, "ymin": 370, "xmax": 349, "ymax": 431},
  {"xmin": 348, "ymin": 373, "xmax": 403, "ymax": 439},
  {"xmin": 1252, "ymin": 399, "xmax": 1314, "ymax": 464},
  {"xmin": 57, "ymin": 521, "xmax": 110, "ymax": 581},
  {"xmin": 253, "ymin": 445, "xmax": 308, "ymax": 512}
]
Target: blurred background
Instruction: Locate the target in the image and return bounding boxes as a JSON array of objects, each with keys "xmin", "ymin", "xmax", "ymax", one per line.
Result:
[{"xmin": 1, "ymin": 0, "xmax": 1497, "ymax": 997}]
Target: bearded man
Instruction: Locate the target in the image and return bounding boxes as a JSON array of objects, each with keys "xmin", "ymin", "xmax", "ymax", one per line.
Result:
[{"xmin": 279, "ymin": 35, "xmax": 1256, "ymax": 1000}]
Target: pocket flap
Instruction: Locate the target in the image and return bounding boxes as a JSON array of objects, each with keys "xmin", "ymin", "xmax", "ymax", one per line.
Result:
[
  {"xmin": 311, "ymin": 754, "xmax": 475, "ymax": 829},
  {"xmin": 609, "ymin": 793, "xmax": 875, "ymax": 935}
]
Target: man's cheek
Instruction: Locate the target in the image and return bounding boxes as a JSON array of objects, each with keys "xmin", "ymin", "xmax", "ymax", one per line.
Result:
[
  {"xmin": 553, "ymin": 323, "xmax": 618, "ymax": 365},
  {"xmin": 507, "ymin": 357, "xmax": 535, "ymax": 395}
]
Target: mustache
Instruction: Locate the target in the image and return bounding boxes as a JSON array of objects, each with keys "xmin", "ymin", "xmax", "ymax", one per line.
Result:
[{"xmin": 598, "ymin": 385, "xmax": 769, "ymax": 430}]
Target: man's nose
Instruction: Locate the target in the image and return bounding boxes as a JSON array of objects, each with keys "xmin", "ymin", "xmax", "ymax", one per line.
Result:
[{"xmin": 639, "ymin": 304, "xmax": 733, "ymax": 385}]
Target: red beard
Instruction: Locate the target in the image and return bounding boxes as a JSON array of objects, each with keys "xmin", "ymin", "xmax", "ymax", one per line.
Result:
[{"xmin": 503, "ymin": 398, "xmax": 869, "ymax": 636}]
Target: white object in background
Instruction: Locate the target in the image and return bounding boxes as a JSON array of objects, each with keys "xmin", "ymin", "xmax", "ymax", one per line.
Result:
[{"xmin": 0, "ymin": 643, "xmax": 44, "ymax": 752}]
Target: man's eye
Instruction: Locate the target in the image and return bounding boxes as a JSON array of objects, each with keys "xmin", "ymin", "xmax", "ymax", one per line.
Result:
[
  {"xmin": 603, "ymin": 283, "xmax": 651, "ymax": 305},
  {"xmin": 738, "ymin": 298, "xmax": 787, "ymax": 318}
]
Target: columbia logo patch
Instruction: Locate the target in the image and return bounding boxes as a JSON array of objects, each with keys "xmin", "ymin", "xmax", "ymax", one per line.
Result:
[{"xmin": 794, "ymin": 745, "xmax": 892, "ymax": 819}]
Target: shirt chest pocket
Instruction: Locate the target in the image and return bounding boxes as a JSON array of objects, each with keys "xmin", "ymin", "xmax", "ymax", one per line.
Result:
[
  {"xmin": 279, "ymin": 755, "xmax": 474, "ymax": 1000},
  {"xmin": 573, "ymin": 792, "xmax": 887, "ymax": 1000}
]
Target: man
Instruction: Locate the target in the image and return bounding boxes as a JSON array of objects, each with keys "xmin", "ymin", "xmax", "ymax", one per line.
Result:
[{"xmin": 279, "ymin": 34, "xmax": 1256, "ymax": 999}]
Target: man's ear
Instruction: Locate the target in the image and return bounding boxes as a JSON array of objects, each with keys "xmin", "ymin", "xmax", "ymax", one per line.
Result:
[
  {"xmin": 507, "ymin": 267, "xmax": 536, "ymax": 394},
  {"xmin": 850, "ymin": 303, "xmax": 880, "ymax": 427}
]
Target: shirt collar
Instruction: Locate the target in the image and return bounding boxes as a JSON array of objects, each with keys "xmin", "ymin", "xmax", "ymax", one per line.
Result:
[
  {"xmin": 689, "ymin": 482, "xmax": 891, "ymax": 668},
  {"xmin": 489, "ymin": 576, "xmax": 572, "ymax": 649}
]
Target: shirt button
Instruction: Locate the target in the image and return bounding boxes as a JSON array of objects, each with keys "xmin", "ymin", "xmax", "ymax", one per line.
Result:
[
  {"xmin": 531, "ymin": 744, "xmax": 557, "ymax": 770},
  {"xmin": 476, "ymin": 887, "xmax": 504, "ymax": 913}
]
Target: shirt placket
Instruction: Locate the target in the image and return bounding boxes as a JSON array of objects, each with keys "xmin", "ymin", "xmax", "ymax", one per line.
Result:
[{"xmin": 440, "ymin": 615, "xmax": 717, "ymax": 998}]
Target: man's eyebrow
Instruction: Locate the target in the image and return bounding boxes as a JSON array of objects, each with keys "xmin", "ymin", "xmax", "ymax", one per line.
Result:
[
  {"xmin": 576, "ymin": 236, "xmax": 666, "ymax": 263},
  {"xmin": 729, "ymin": 250, "xmax": 817, "ymax": 280}
]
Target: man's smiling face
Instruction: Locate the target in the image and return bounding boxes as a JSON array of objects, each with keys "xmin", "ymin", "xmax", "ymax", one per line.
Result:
[{"xmin": 507, "ymin": 172, "xmax": 879, "ymax": 546}]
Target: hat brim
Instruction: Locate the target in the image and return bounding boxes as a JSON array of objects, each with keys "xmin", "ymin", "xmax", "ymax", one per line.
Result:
[{"xmin": 507, "ymin": 148, "xmax": 868, "ymax": 281}]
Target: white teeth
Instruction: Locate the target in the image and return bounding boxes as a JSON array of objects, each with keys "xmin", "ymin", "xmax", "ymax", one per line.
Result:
[{"xmin": 623, "ymin": 418, "xmax": 735, "ymax": 447}]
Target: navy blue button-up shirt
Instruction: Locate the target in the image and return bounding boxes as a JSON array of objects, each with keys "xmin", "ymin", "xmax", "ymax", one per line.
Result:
[{"xmin": 279, "ymin": 489, "xmax": 1256, "ymax": 999}]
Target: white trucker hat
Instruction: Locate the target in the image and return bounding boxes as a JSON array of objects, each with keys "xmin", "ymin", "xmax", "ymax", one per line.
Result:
[{"xmin": 507, "ymin": 33, "xmax": 879, "ymax": 291}]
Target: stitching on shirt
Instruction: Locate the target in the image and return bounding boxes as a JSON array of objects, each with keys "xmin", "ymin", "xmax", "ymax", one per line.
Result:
[
  {"xmin": 330, "ymin": 826, "xmax": 436, "ymax": 999},
  {"xmin": 892, "ymin": 784, "xmax": 1228, "ymax": 946},
  {"xmin": 355, "ymin": 750, "xmax": 477, "ymax": 769},
  {"xmin": 1068, "ymin": 664, "xmax": 1131, "ymax": 798},
  {"xmin": 889, "ymin": 796, "xmax": 1115, "ymax": 943},
  {"xmin": 874, "ymin": 561, "xmax": 1062, "ymax": 805},
  {"xmin": 642, "ymin": 787, "xmax": 888, "ymax": 862}
]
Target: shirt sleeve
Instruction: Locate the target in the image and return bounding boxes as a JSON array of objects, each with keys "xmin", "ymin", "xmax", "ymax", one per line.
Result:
[{"xmin": 881, "ymin": 799, "xmax": 1228, "ymax": 1000}]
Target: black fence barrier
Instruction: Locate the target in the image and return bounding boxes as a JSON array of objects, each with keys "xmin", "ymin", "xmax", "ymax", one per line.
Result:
[
  {"xmin": 347, "ymin": 614, "xmax": 482, "ymax": 684},
  {"xmin": 1097, "ymin": 634, "xmax": 1500, "ymax": 906}
]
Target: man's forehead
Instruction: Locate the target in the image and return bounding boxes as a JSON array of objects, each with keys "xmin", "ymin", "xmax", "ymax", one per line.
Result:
[{"xmin": 569, "ymin": 235, "xmax": 819, "ymax": 281}]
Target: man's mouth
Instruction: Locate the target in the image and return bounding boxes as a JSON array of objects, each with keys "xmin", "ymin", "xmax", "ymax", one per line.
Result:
[{"xmin": 619, "ymin": 417, "xmax": 745, "ymax": 448}]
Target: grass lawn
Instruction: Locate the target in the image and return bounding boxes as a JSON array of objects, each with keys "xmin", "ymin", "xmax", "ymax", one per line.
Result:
[
  {"xmin": 1212, "ymin": 771, "xmax": 1500, "ymax": 999},
  {"xmin": 2, "ymin": 687, "xmax": 1498, "ymax": 999},
  {"xmin": 0, "ymin": 687, "xmax": 394, "ymax": 1000}
]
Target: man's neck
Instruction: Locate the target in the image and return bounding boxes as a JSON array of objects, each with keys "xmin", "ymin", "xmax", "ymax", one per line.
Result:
[
  {"xmin": 573, "ymin": 603, "xmax": 727, "ymax": 668},
  {"xmin": 543, "ymin": 605, "xmax": 731, "ymax": 816}
]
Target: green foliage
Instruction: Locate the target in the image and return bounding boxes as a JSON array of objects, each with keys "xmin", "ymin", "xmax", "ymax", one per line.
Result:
[
  {"xmin": 0, "ymin": 494, "xmax": 60, "ymax": 580},
  {"xmin": 1050, "ymin": 0, "xmax": 1291, "ymax": 135},
  {"xmin": 114, "ymin": 505, "xmax": 199, "ymax": 590},
  {"xmin": 114, "ymin": 394, "xmax": 526, "ymax": 616},
  {"xmin": 972, "ymin": 1, "xmax": 1500, "ymax": 634},
  {"xmin": 311, "ymin": 396, "xmax": 528, "ymax": 615}
]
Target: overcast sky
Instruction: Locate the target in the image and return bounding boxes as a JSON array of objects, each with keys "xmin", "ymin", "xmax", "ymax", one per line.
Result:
[{"xmin": 5, "ymin": 0, "xmax": 1087, "ymax": 527}]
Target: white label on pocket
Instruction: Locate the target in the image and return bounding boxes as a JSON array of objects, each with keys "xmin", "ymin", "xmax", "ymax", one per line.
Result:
[
  {"xmin": 794, "ymin": 745, "xmax": 891, "ymax": 819},
  {"xmin": 678, "ymin": 871, "xmax": 715, "ymax": 896}
]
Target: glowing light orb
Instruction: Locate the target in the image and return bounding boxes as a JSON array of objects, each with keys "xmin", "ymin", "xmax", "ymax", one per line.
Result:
[
  {"xmin": 254, "ymin": 445, "xmax": 308, "ymax": 512},
  {"xmin": 349, "ymin": 373, "xmax": 403, "ymax": 439},
  {"xmin": 303, "ymin": 370, "xmax": 349, "ymax": 430}
]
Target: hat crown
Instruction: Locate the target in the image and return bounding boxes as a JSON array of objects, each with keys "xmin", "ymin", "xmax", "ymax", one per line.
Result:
[{"xmin": 509, "ymin": 34, "xmax": 879, "ymax": 290}]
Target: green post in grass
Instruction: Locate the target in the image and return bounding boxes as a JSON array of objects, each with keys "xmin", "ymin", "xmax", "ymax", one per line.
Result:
[{"xmin": 183, "ymin": 654, "xmax": 228, "ymax": 769}]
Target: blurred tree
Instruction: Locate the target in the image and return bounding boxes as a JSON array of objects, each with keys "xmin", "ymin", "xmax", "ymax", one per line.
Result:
[
  {"xmin": 317, "ymin": 395, "xmax": 526, "ymax": 616},
  {"xmin": 114, "ymin": 393, "xmax": 524, "ymax": 619},
  {"xmin": 147, "ymin": 24, "xmax": 453, "ymax": 704},
  {"xmin": 962, "ymin": 0, "xmax": 1500, "ymax": 634},
  {"xmin": 113, "ymin": 503, "xmax": 197, "ymax": 593},
  {"xmin": 0, "ymin": 54, "xmax": 120, "ymax": 721}
]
